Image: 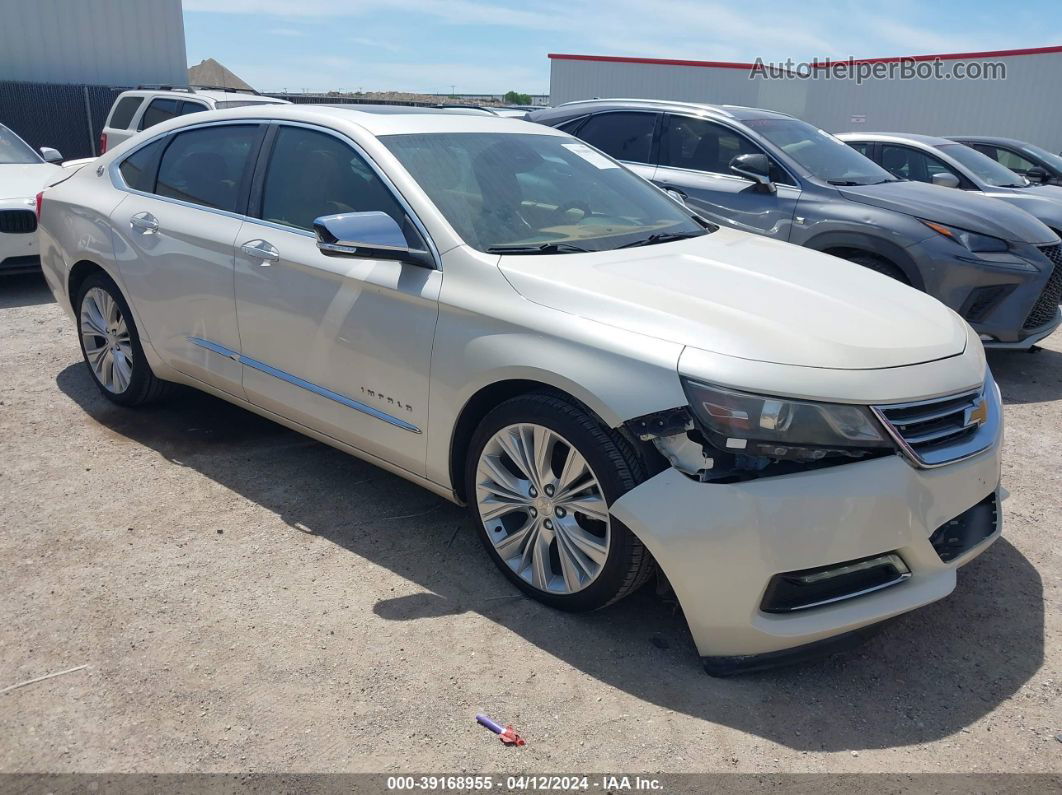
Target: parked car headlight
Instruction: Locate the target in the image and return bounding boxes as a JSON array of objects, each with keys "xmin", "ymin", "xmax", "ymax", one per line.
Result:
[
  {"xmin": 682, "ymin": 380, "xmax": 892, "ymax": 461},
  {"xmin": 920, "ymin": 220, "xmax": 1011, "ymax": 254}
]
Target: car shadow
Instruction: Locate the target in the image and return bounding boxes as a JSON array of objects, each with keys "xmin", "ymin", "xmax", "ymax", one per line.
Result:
[
  {"xmin": 988, "ymin": 346, "xmax": 1062, "ymax": 405},
  {"xmin": 0, "ymin": 271, "xmax": 56, "ymax": 309},
  {"xmin": 56, "ymin": 363, "xmax": 1045, "ymax": 752}
]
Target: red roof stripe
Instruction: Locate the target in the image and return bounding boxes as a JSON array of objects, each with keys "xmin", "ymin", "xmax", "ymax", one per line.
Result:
[{"xmin": 548, "ymin": 45, "xmax": 1062, "ymax": 69}]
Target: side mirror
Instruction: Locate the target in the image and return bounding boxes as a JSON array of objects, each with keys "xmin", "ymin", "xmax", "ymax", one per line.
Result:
[
  {"xmin": 931, "ymin": 172, "xmax": 960, "ymax": 189},
  {"xmin": 39, "ymin": 146, "xmax": 63, "ymax": 163},
  {"xmin": 313, "ymin": 211, "xmax": 433, "ymax": 268},
  {"xmin": 665, "ymin": 188, "xmax": 688, "ymax": 206},
  {"xmin": 729, "ymin": 153, "xmax": 775, "ymax": 193},
  {"xmin": 1026, "ymin": 165, "xmax": 1048, "ymax": 184}
]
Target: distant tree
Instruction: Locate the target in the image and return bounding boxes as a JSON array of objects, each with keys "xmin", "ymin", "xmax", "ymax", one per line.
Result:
[{"xmin": 503, "ymin": 90, "xmax": 532, "ymax": 105}]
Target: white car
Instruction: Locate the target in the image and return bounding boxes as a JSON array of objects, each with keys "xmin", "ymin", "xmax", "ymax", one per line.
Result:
[
  {"xmin": 37, "ymin": 105, "xmax": 1003, "ymax": 673},
  {"xmin": 0, "ymin": 123, "xmax": 62, "ymax": 274},
  {"xmin": 99, "ymin": 86, "xmax": 290, "ymax": 154}
]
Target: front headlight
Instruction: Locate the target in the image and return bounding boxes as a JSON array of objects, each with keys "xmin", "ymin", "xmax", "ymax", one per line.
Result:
[
  {"xmin": 682, "ymin": 380, "xmax": 892, "ymax": 462},
  {"xmin": 920, "ymin": 220, "xmax": 1012, "ymax": 254}
]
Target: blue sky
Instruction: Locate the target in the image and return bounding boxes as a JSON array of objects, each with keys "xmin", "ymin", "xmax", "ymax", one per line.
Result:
[{"xmin": 183, "ymin": 0, "xmax": 1062, "ymax": 95}]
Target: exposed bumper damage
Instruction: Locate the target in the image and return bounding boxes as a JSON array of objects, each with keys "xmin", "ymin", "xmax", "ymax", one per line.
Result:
[{"xmin": 612, "ymin": 414, "xmax": 1003, "ymax": 672}]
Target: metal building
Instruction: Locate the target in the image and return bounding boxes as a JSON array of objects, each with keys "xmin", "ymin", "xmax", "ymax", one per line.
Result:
[
  {"xmin": 549, "ymin": 46, "xmax": 1062, "ymax": 152},
  {"xmin": 0, "ymin": 0, "xmax": 187, "ymax": 86}
]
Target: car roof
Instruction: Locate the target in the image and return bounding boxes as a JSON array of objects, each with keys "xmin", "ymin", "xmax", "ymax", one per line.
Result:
[
  {"xmin": 125, "ymin": 103, "xmax": 566, "ymax": 139},
  {"xmin": 536, "ymin": 98, "xmax": 795, "ymax": 122},
  {"xmin": 835, "ymin": 131, "xmax": 956, "ymax": 147},
  {"xmin": 944, "ymin": 135, "xmax": 1029, "ymax": 147}
]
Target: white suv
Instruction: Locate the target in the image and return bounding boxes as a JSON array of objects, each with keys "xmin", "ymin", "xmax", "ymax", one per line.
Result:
[
  {"xmin": 36, "ymin": 105, "xmax": 1003, "ymax": 674},
  {"xmin": 99, "ymin": 86, "xmax": 289, "ymax": 154}
]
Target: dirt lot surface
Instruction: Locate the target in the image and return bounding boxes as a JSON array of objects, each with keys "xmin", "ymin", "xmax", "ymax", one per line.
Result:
[{"xmin": 1, "ymin": 272, "xmax": 1059, "ymax": 775}]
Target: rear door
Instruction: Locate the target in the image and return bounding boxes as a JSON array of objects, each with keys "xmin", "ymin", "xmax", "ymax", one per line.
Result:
[
  {"xmin": 653, "ymin": 114, "xmax": 801, "ymax": 239},
  {"xmin": 571, "ymin": 111, "xmax": 660, "ymax": 183},
  {"xmin": 233, "ymin": 123, "xmax": 441, "ymax": 475},
  {"xmin": 109, "ymin": 122, "xmax": 266, "ymax": 396}
]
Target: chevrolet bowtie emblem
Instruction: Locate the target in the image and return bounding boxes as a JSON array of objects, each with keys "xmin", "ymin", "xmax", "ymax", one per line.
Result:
[{"xmin": 966, "ymin": 397, "xmax": 988, "ymax": 427}]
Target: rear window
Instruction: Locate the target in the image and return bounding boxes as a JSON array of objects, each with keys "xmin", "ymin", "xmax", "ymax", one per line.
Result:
[
  {"xmin": 139, "ymin": 98, "xmax": 180, "ymax": 130},
  {"xmin": 108, "ymin": 96, "xmax": 143, "ymax": 130}
]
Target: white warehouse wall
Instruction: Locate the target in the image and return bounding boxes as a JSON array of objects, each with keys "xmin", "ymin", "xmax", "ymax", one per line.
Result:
[
  {"xmin": 0, "ymin": 0, "xmax": 187, "ymax": 86},
  {"xmin": 549, "ymin": 50, "xmax": 1062, "ymax": 153}
]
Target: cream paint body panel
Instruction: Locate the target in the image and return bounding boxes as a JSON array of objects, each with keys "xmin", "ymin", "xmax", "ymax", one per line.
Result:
[
  {"xmin": 234, "ymin": 222, "xmax": 440, "ymax": 476},
  {"xmin": 611, "ymin": 440, "xmax": 1003, "ymax": 657},
  {"xmin": 109, "ymin": 192, "xmax": 245, "ymax": 396}
]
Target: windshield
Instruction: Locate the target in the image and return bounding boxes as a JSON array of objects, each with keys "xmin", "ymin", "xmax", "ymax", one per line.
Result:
[
  {"xmin": 1018, "ymin": 141, "xmax": 1062, "ymax": 174},
  {"xmin": 937, "ymin": 143, "xmax": 1028, "ymax": 187},
  {"xmin": 0, "ymin": 124, "xmax": 42, "ymax": 165},
  {"xmin": 742, "ymin": 118, "xmax": 894, "ymax": 185},
  {"xmin": 381, "ymin": 132, "xmax": 708, "ymax": 253}
]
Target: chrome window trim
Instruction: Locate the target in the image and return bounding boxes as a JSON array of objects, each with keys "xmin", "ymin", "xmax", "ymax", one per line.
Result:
[
  {"xmin": 109, "ymin": 118, "xmax": 442, "ymax": 269},
  {"xmin": 188, "ymin": 337, "xmax": 421, "ymax": 433}
]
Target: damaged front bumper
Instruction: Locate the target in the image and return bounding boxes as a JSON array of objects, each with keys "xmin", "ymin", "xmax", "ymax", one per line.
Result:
[{"xmin": 609, "ymin": 439, "xmax": 1002, "ymax": 673}]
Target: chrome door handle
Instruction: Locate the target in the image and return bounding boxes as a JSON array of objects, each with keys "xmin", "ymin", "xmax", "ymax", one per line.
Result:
[
  {"xmin": 240, "ymin": 240, "xmax": 280, "ymax": 264},
  {"xmin": 130, "ymin": 212, "xmax": 158, "ymax": 233}
]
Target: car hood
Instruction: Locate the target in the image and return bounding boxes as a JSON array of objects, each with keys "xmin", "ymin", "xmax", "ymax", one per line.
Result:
[
  {"xmin": 838, "ymin": 180, "xmax": 1056, "ymax": 244},
  {"xmin": 0, "ymin": 163, "xmax": 61, "ymax": 201},
  {"xmin": 498, "ymin": 227, "xmax": 968, "ymax": 370},
  {"xmin": 981, "ymin": 184, "xmax": 1062, "ymax": 231}
]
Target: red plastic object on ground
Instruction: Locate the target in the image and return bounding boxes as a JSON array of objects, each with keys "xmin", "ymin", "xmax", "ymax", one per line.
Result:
[{"xmin": 476, "ymin": 713, "xmax": 526, "ymax": 746}]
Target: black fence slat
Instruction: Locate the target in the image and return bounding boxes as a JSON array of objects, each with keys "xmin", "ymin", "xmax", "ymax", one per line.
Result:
[{"xmin": 0, "ymin": 80, "xmax": 127, "ymax": 160}]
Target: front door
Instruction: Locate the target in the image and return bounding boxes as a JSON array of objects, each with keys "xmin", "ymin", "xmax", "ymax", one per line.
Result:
[
  {"xmin": 653, "ymin": 114, "xmax": 801, "ymax": 240},
  {"xmin": 234, "ymin": 124, "xmax": 441, "ymax": 476},
  {"xmin": 109, "ymin": 123, "xmax": 265, "ymax": 396}
]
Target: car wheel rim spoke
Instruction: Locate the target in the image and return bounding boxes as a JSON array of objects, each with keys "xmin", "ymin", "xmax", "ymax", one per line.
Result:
[
  {"xmin": 80, "ymin": 287, "xmax": 132, "ymax": 394},
  {"xmin": 476, "ymin": 422, "xmax": 610, "ymax": 595}
]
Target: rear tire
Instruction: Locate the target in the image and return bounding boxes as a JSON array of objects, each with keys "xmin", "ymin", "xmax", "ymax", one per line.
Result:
[
  {"xmin": 843, "ymin": 252, "xmax": 910, "ymax": 284},
  {"xmin": 75, "ymin": 271, "xmax": 171, "ymax": 406},
  {"xmin": 465, "ymin": 393, "xmax": 655, "ymax": 612}
]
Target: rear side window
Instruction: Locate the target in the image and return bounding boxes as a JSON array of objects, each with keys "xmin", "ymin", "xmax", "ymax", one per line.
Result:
[
  {"xmin": 259, "ymin": 126, "xmax": 408, "ymax": 234},
  {"xmin": 118, "ymin": 139, "xmax": 166, "ymax": 192},
  {"xmin": 155, "ymin": 125, "xmax": 260, "ymax": 212},
  {"xmin": 178, "ymin": 101, "xmax": 208, "ymax": 117},
  {"xmin": 108, "ymin": 96, "xmax": 143, "ymax": 130},
  {"xmin": 575, "ymin": 112, "xmax": 656, "ymax": 164},
  {"xmin": 139, "ymin": 98, "xmax": 179, "ymax": 130}
]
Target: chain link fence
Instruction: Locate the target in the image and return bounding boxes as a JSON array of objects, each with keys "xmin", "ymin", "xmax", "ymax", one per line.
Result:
[{"xmin": 0, "ymin": 80, "xmax": 129, "ymax": 160}]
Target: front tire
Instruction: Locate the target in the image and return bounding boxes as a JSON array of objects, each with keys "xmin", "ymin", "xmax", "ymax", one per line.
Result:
[
  {"xmin": 75, "ymin": 271, "xmax": 170, "ymax": 406},
  {"xmin": 465, "ymin": 393, "xmax": 655, "ymax": 612}
]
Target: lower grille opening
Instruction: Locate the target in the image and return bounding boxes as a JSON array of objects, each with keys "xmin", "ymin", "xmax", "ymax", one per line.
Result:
[
  {"xmin": 760, "ymin": 552, "xmax": 911, "ymax": 613},
  {"xmin": 929, "ymin": 492, "xmax": 999, "ymax": 563},
  {"xmin": 961, "ymin": 285, "xmax": 1011, "ymax": 323}
]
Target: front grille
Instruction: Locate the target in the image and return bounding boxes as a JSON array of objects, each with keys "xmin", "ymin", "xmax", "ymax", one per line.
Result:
[
  {"xmin": 929, "ymin": 492, "xmax": 999, "ymax": 563},
  {"xmin": 873, "ymin": 378, "xmax": 997, "ymax": 467},
  {"xmin": 760, "ymin": 552, "xmax": 911, "ymax": 613},
  {"xmin": 0, "ymin": 209, "xmax": 36, "ymax": 234},
  {"xmin": 1024, "ymin": 244, "xmax": 1062, "ymax": 330}
]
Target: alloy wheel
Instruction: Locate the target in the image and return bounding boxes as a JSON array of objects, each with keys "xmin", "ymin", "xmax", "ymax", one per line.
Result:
[
  {"xmin": 80, "ymin": 287, "xmax": 133, "ymax": 394},
  {"xmin": 475, "ymin": 423, "xmax": 611, "ymax": 594}
]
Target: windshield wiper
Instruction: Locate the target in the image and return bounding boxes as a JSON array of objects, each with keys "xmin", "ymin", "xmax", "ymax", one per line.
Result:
[
  {"xmin": 827, "ymin": 179, "xmax": 863, "ymax": 186},
  {"xmin": 485, "ymin": 242, "xmax": 591, "ymax": 254},
  {"xmin": 617, "ymin": 231, "xmax": 702, "ymax": 249}
]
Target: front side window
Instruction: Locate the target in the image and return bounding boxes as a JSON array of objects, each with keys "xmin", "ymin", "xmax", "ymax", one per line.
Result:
[
  {"xmin": 108, "ymin": 96, "xmax": 143, "ymax": 130},
  {"xmin": 139, "ymin": 98, "xmax": 180, "ymax": 130},
  {"xmin": 0, "ymin": 124, "xmax": 40, "ymax": 165},
  {"xmin": 382, "ymin": 132, "xmax": 707, "ymax": 253},
  {"xmin": 155, "ymin": 125, "xmax": 260, "ymax": 211},
  {"xmin": 259, "ymin": 126, "xmax": 409, "ymax": 235},
  {"xmin": 880, "ymin": 144, "xmax": 963, "ymax": 185},
  {"xmin": 745, "ymin": 118, "xmax": 895, "ymax": 186},
  {"xmin": 660, "ymin": 115, "xmax": 790, "ymax": 183},
  {"xmin": 575, "ymin": 112, "xmax": 656, "ymax": 165},
  {"xmin": 989, "ymin": 146, "xmax": 1036, "ymax": 174},
  {"xmin": 118, "ymin": 138, "xmax": 166, "ymax": 192},
  {"xmin": 936, "ymin": 143, "xmax": 1026, "ymax": 187}
]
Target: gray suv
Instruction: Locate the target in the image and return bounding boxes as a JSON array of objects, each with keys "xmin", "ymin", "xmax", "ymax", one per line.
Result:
[{"xmin": 529, "ymin": 100, "xmax": 1062, "ymax": 349}]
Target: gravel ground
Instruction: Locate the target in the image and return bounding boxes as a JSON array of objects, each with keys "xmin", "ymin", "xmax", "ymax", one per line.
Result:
[{"xmin": 0, "ymin": 272, "xmax": 1059, "ymax": 775}]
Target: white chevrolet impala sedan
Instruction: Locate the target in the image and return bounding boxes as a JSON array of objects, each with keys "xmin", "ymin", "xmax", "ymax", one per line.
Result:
[{"xmin": 37, "ymin": 105, "xmax": 1003, "ymax": 674}]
